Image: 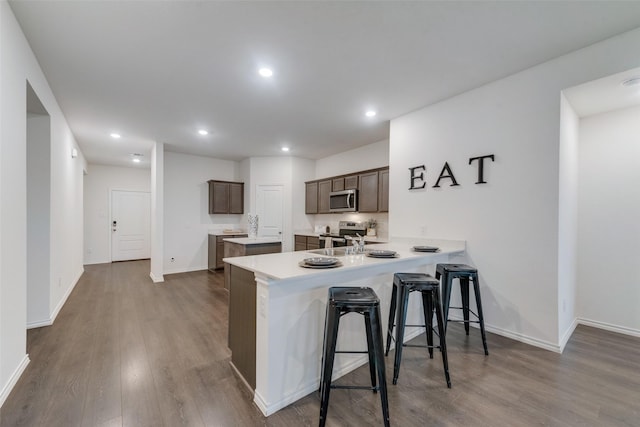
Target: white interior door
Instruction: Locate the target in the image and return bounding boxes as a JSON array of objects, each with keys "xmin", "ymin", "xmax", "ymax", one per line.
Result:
[
  {"xmin": 111, "ymin": 190, "xmax": 151, "ymax": 261},
  {"xmin": 256, "ymin": 185, "xmax": 283, "ymax": 240}
]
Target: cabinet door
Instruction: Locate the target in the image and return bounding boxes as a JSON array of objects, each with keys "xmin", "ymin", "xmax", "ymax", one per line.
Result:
[
  {"xmin": 210, "ymin": 182, "xmax": 229, "ymax": 214},
  {"xmin": 378, "ymin": 168, "xmax": 389, "ymax": 213},
  {"xmin": 294, "ymin": 235, "xmax": 307, "ymax": 251},
  {"xmin": 358, "ymin": 171, "xmax": 379, "ymax": 212},
  {"xmin": 208, "ymin": 235, "xmax": 217, "ymax": 272},
  {"xmin": 305, "ymin": 182, "xmax": 318, "ymax": 214},
  {"xmin": 229, "ymin": 183, "xmax": 244, "ymax": 214},
  {"xmin": 216, "ymin": 242, "xmax": 225, "ymax": 268},
  {"xmin": 344, "ymin": 175, "xmax": 359, "ymax": 190},
  {"xmin": 332, "ymin": 178, "xmax": 344, "ymax": 192},
  {"xmin": 307, "ymin": 236, "xmax": 320, "ymax": 249},
  {"xmin": 318, "ymin": 180, "xmax": 332, "ymax": 213}
]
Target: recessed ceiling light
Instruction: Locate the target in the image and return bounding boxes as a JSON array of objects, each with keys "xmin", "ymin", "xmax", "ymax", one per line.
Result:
[
  {"xmin": 365, "ymin": 110, "xmax": 377, "ymax": 117},
  {"xmin": 110, "ymin": 133, "xmax": 121, "ymax": 139},
  {"xmin": 131, "ymin": 153, "xmax": 143, "ymax": 163},
  {"xmin": 198, "ymin": 129, "xmax": 209, "ymax": 136},
  {"xmin": 281, "ymin": 147, "xmax": 290, "ymax": 152},
  {"xmin": 259, "ymin": 67, "xmax": 274, "ymax": 78},
  {"xmin": 621, "ymin": 77, "xmax": 640, "ymax": 87},
  {"xmin": 132, "ymin": 158, "xmax": 141, "ymax": 163}
]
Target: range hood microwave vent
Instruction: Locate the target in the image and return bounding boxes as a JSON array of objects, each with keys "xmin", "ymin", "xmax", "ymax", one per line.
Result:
[{"xmin": 329, "ymin": 189, "xmax": 357, "ymax": 212}]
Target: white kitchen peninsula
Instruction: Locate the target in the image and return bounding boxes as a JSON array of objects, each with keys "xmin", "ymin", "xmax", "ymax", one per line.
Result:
[{"xmin": 224, "ymin": 238, "xmax": 465, "ymax": 416}]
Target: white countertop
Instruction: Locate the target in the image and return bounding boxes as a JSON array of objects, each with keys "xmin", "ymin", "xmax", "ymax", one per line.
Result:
[
  {"xmin": 224, "ymin": 237, "xmax": 464, "ymax": 282},
  {"xmin": 209, "ymin": 230, "xmax": 246, "ymax": 236},
  {"xmin": 223, "ymin": 237, "xmax": 282, "ymax": 245}
]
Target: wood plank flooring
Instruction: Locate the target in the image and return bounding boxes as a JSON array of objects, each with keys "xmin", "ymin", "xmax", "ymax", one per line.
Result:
[{"xmin": 1, "ymin": 260, "xmax": 639, "ymax": 426}]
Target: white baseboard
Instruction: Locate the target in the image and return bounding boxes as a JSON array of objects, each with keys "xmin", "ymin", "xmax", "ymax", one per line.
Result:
[
  {"xmin": 50, "ymin": 268, "xmax": 84, "ymax": 324},
  {"xmin": 559, "ymin": 318, "xmax": 579, "ymax": 353},
  {"xmin": 578, "ymin": 318, "xmax": 640, "ymax": 338},
  {"xmin": 27, "ymin": 267, "xmax": 84, "ymax": 330},
  {"xmin": 26, "ymin": 318, "xmax": 53, "ymax": 329},
  {"xmin": 448, "ymin": 314, "xmax": 562, "ymax": 353},
  {"xmin": 0, "ymin": 355, "xmax": 30, "ymax": 408},
  {"xmin": 162, "ymin": 265, "xmax": 207, "ymax": 276},
  {"xmin": 149, "ymin": 271, "xmax": 164, "ymax": 283}
]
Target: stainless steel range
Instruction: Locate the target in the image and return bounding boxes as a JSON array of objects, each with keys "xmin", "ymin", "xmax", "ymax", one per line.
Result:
[{"xmin": 319, "ymin": 221, "xmax": 367, "ymax": 248}]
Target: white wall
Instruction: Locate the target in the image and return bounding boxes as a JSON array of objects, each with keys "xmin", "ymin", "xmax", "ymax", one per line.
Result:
[
  {"xmin": 150, "ymin": 142, "xmax": 164, "ymax": 282},
  {"xmin": 83, "ymin": 164, "xmax": 150, "ymax": 265},
  {"xmin": 310, "ymin": 139, "xmax": 390, "ymax": 235},
  {"xmin": 243, "ymin": 157, "xmax": 313, "ymax": 252},
  {"xmin": 26, "ymin": 114, "xmax": 51, "ymax": 327},
  {"xmin": 315, "ymin": 139, "xmax": 389, "ymax": 178},
  {"xmin": 389, "ymin": 28, "xmax": 640, "ymax": 351},
  {"xmin": 163, "ymin": 152, "xmax": 241, "ymax": 274},
  {"xmin": 1, "ymin": 0, "xmax": 86, "ymax": 406},
  {"xmin": 577, "ymin": 105, "xmax": 640, "ymax": 336},
  {"xmin": 557, "ymin": 93, "xmax": 580, "ymax": 347},
  {"xmin": 291, "ymin": 157, "xmax": 315, "ymax": 233}
]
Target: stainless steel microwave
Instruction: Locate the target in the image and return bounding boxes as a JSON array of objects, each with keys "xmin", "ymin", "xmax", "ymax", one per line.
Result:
[{"xmin": 329, "ymin": 189, "xmax": 358, "ymax": 212}]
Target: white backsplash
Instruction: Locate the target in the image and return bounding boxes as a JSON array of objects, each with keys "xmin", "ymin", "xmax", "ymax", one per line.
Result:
[{"xmin": 312, "ymin": 212, "xmax": 388, "ymax": 237}]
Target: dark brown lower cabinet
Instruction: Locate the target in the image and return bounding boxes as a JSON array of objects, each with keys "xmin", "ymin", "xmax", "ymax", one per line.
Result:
[
  {"xmin": 294, "ymin": 235, "xmax": 320, "ymax": 251},
  {"xmin": 227, "ymin": 265, "xmax": 256, "ymax": 389}
]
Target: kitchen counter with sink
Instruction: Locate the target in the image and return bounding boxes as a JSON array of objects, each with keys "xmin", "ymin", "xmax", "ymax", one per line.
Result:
[{"xmin": 224, "ymin": 237, "xmax": 465, "ymax": 416}]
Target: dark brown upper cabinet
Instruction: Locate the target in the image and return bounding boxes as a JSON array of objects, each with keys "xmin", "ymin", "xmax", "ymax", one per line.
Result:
[
  {"xmin": 378, "ymin": 168, "xmax": 389, "ymax": 213},
  {"xmin": 305, "ymin": 182, "xmax": 318, "ymax": 214},
  {"xmin": 304, "ymin": 167, "xmax": 388, "ymax": 214},
  {"xmin": 208, "ymin": 180, "xmax": 244, "ymax": 214},
  {"xmin": 358, "ymin": 171, "xmax": 379, "ymax": 213},
  {"xmin": 317, "ymin": 180, "xmax": 332, "ymax": 213}
]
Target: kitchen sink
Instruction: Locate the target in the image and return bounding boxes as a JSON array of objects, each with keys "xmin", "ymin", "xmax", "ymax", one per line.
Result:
[{"xmin": 306, "ymin": 248, "xmax": 349, "ymax": 257}]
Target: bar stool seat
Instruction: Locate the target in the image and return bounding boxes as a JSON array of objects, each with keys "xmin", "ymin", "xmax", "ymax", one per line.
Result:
[
  {"xmin": 319, "ymin": 287, "xmax": 390, "ymax": 427},
  {"xmin": 436, "ymin": 263, "xmax": 489, "ymax": 355},
  {"xmin": 385, "ymin": 273, "xmax": 451, "ymax": 388}
]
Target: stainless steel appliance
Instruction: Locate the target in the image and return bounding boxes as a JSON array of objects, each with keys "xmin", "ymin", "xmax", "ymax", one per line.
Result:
[
  {"xmin": 319, "ymin": 221, "xmax": 366, "ymax": 248},
  {"xmin": 329, "ymin": 189, "xmax": 358, "ymax": 212}
]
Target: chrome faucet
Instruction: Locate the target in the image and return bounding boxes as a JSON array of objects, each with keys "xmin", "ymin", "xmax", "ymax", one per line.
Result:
[{"xmin": 355, "ymin": 233, "xmax": 365, "ymax": 253}]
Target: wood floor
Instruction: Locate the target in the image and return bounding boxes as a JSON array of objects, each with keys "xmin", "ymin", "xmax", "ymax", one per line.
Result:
[{"xmin": 1, "ymin": 260, "xmax": 639, "ymax": 426}]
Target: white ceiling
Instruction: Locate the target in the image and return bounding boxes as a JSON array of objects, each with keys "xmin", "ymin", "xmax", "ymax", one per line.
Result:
[
  {"xmin": 564, "ymin": 66, "xmax": 640, "ymax": 117},
  {"xmin": 9, "ymin": 1, "xmax": 640, "ymax": 168}
]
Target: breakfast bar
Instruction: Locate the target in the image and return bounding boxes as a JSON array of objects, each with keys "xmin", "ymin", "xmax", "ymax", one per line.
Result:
[{"xmin": 224, "ymin": 238, "xmax": 465, "ymax": 416}]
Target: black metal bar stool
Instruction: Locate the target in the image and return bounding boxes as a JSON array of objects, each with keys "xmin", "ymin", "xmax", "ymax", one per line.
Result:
[
  {"xmin": 384, "ymin": 273, "xmax": 451, "ymax": 388},
  {"xmin": 435, "ymin": 263, "xmax": 489, "ymax": 355},
  {"xmin": 319, "ymin": 287, "xmax": 390, "ymax": 427}
]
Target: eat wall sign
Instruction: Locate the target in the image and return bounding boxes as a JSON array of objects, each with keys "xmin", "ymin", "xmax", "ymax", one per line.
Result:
[{"xmin": 409, "ymin": 154, "xmax": 495, "ymax": 190}]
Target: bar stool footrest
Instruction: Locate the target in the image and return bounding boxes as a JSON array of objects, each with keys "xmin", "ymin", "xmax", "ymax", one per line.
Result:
[
  {"xmin": 448, "ymin": 306, "xmax": 481, "ymax": 320},
  {"xmin": 403, "ymin": 343, "xmax": 442, "ymax": 349},
  {"xmin": 331, "ymin": 385, "xmax": 379, "ymax": 391}
]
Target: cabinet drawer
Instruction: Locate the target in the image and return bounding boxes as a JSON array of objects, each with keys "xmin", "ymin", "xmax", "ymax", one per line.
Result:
[{"xmin": 295, "ymin": 235, "xmax": 307, "ymax": 244}]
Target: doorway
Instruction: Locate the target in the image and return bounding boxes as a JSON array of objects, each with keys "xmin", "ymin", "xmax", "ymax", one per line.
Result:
[
  {"xmin": 26, "ymin": 82, "xmax": 51, "ymax": 328},
  {"xmin": 111, "ymin": 190, "xmax": 151, "ymax": 261},
  {"xmin": 256, "ymin": 185, "xmax": 283, "ymax": 240}
]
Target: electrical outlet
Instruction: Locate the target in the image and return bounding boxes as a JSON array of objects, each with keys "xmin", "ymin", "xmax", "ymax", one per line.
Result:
[{"xmin": 420, "ymin": 225, "xmax": 427, "ymax": 236}]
